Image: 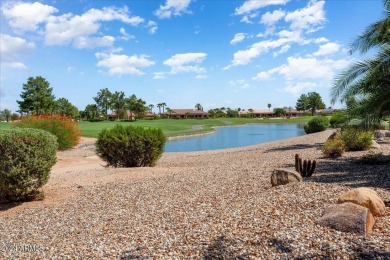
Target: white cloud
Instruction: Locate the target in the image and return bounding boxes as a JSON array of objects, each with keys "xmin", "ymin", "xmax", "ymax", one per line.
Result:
[
  {"xmin": 226, "ymin": 1, "xmax": 328, "ymax": 69},
  {"xmin": 2, "ymin": 62, "xmax": 29, "ymax": 70},
  {"xmin": 273, "ymin": 44, "xmax": 291, "ymax": 57},
  {"xmin": 283, "ymin": 82, "xmax": 317, "ymax": 96},
  {"xmin": 153, "ymin": 72, "xmax": 166, "ymax": 79},
  {"xmin": 163, "ymin": 53, "xmax": 207, "ymax": 74},
  {"xmin": 314, "ymin": 37, "xmax": 329, "ymax": 44},
  {"xmin": 224, "ymin": 31, "xmax": 303, "ymax": 69},
  {"xmin": 277, "ymin": 56, "xmax": 349, "ymax": 81},
  {"xmin": 235, "ymin": 0, "xmax": 290, "ymax": 15},
  {"xmin": 253, "ymin": 55, "xmax": 351, "ymax": 96},
  {"xmin": 313, "ymin": 42, "xmax": 341, "ymax": 56},
  {"xmin": 119, "ymin": 28, "xmax": 135, "ymax": 41},
  {"xmin": 73, "ymin": 36, "xmax": 115, "ymax": 49},
  {"xmin": 284, "ymin": 1, "xmax": 326, "ymax": 32},
  {"xmin": 2, "ymin": 2, "xmax": 58, "ymax": 32},
  {"xmin": 44, "ymin": 6, "xmax": 144, "ymax": 48},
  {"xmin": 252, "ymin": 71, "xmax": 272, "ymax": 81},
  {"xmin": 196, "ymin": 74, "xmax": 207, "ymax": 79},
  {"xmin": 230, "ymin": 33, "xmax": 246, "ymax": 45},
  {"xmin": 95, "ymin": 51, "xmax": 155, "ymax": 76},
  {"xmin": 261, "ymin": 9, "xmax": 286, "ymax": 26},
  {"xmin": 146, "ymin": 21, "xmax": 158, "ymax": 34},
  {"xmin": 0, "ymin": 34, "xmax": 35, "ymax": 69},
  {"xmin": 240, "ymin": 15, "xmax": 253, "ymax": 24},
  {"xmin": 228, "ymin": 79, "xmax": 251, "ymax": 89},
  {"xmin": 154, "ymin": 0, "xmax": 192, "ymax": 19}
]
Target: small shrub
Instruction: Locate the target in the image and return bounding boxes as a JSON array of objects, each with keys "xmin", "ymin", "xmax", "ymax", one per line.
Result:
[
  {"xmin": 0, "ymin": 128, "xmax": 58, "ymax": 202},
  {"xmin": 304, "ymin": 116, "xmax": 329, "ymax": 134},
  {"xmin": 341, "ymin": 128, "xmax": 372, "ymax": 151},
  {"xmin": 96, "ymin": 125, "xmax": 166, "ymax": 167},
  {"xmin": 322, "ymin": 136, "xmax": 345, "ymax": 158},
  {"xmin": 15, "ymin": 114, "xmax": 81, "ymax": 150},
  {"xmin": 329, "ymin": 112, "xmax": 348, "ymax": 128}
]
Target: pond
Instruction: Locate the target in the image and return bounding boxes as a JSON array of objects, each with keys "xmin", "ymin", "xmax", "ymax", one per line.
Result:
[{"xmin": 164, "ymin": 123, "xmax": 306, "ymax": 152}]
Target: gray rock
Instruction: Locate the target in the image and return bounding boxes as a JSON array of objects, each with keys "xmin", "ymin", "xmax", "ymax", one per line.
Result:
[
  {"xmin": 371, "ymin": 140, "xmax": 381, "ymax": 149},
  {"xmin": 271, "ymin": 168, "xmax": 302, "ymax": 187},
  {"xmin": 316, "ymin": 202, "xmax": 375, "ymax": 236}
]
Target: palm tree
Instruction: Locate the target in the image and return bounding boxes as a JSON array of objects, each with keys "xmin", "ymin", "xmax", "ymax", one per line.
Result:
[
  {"xmin": 248, "ymin": 108, "xmax": 254, "ymax": 118},
  {"xmin": 268, "ymin": 103, "xmax": 271, "ymax": 111},
  {"xmin": 161, "ymin": 102, "xmax": 167, "ymax": 114},
  {"xmin": 157, "ymin": 103, "xmax": 162, "ymax": 114},
  {"xmin": 166, "ymin": 107, "xmax": 174, "ymax": 118},
  {"xmin": 331, "ymin": 0, "xmax": 390, "ymax": 120},
  {"xmin": 195, "ymin": 103, "xmax": 202, "ymax": 111},
  {"xmin": 148, "ymin": 104, "xmax": 154, "ymax": 113}
]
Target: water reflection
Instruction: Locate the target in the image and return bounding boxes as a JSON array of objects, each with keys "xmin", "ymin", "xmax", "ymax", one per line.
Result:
[{"xmin": 165, "ymin": 123, "xmax": 306, "ymax": 152}]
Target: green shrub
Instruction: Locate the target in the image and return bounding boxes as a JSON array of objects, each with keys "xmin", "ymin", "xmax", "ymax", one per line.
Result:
[
  {"xmin": 304, "ymin": 116, "xmax": 329, "ymax": 134},
  {"xmin": 329, "ymin": 112, "xmax": 348, "ymax": 128},
  {"xmin": 96, "ymin": 125, "xmax": 166, "ymax": 167},
  {"xmin": 341, "ymin": 128, "xmax": 372, "ymax": 151},
  {"xmin": 0, "ymin": 128, "xmax": 58, "ymax": 202},
  {"xmin": 322, "ymin": 136, "xmax": 345, "ymax": 158},
  {"xmin": 15, "ymin": 114, "xmax": 81, "ymax": 150}
]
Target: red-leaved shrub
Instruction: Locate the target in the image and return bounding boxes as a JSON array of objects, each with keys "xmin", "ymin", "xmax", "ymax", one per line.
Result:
[{"xmin": 15, "ymin": 114, "xmax": 81, "ymax": 150}]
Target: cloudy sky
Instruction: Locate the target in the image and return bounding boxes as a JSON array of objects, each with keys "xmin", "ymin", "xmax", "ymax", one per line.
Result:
[{"xmin": 0, "ymin": 0, "xmax": 384, "ymax": 112}]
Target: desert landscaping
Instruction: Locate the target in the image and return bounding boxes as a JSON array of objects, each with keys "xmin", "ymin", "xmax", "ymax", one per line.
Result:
[{"xmin": 1, "ymin": 130, "xmax": 389, "ymax": 258}]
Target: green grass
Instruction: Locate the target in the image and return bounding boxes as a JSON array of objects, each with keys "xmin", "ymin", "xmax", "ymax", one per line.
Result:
[
  {"xmin": 0, "ymin": 122, "xmax": 12, "ymax": 130},
  {"xmin": 1, "ymin": 117, "xmax": 315, "ymax": 138},
  {"xmin": 78, "ymin": 117, "xmax": 314, "ymax": 138}
]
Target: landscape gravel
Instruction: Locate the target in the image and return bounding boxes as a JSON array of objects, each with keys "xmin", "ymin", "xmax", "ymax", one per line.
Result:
[{"xmin": 0, "ymin": 130, "xmax": 389, "ymax": 259}]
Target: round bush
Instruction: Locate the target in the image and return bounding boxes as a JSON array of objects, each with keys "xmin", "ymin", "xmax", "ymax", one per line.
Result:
[
  {"xmin": 0, "ymin": 128, "xmax": 58, "ymax": 202},
  {"xmin": 341, "ymin": 128, "xmax": 372, "ymax": 151},
  {"xmin": 322, "ymin": 137, "xmax": 345, "ymax": 158},
  {"xmin": 96, "ymin": 125, "xmax": 166, "ymax": 167},
  {"xmin": 329, "ymin": 112, "xmax": 348, "ymax": 128},
  {"xmin": 15, "ymin": 114, "xmax": 81, "ymax": 150},
  {"xmin": 304, "ymin": 116, "xmax": 329, "ymax": 134}
]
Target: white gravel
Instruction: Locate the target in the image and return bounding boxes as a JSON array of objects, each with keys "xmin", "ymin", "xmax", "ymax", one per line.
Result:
[{"xmin": 0, "ymin": 130, "xmax": 389, "ymax": 259}]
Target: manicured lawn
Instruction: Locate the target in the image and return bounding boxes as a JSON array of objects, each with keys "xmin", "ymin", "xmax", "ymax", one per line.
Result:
[
  {"xmin": 0, "ymin": 122, "xmax": 12, "ymax": 130},
  {"xmin": 78, "ymin": 117, "xmax": 314, "ymax": 138},
  {"xmin": 1, "ymin": 117, "xmax": 315, "ymax": 138}
]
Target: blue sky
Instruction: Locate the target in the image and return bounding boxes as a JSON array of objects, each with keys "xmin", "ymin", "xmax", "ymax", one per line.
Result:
[{"xmin": 0, "ymin": 0, "xmax": 385, "ymax": 113}]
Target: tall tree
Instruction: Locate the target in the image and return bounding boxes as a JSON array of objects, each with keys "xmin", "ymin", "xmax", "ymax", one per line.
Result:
[
  {"xmin": 267, "ymin": 103, "xmax": 272, "ymax": 111},
  {"xmin": 111, "ymin": 91, "xmax": 126, "ymax": 119},
  {"xmin": 54, "ymin": 98, "xmax": 79, "ymax": 118},
  {"xmin": 161, "ymin": 102, "xmax": 167, "ymax": 114},
  {"xmin": 195, "ymin": 103, "xmax": 202, "ymax": 111},
  {"xmin": 93, "ymin": 88, "xmax": 112, "ymax": 120},
  {"xmin": 148, "ymin": 104, "xmax": 154, "ymax": 113},
  {"xmin": 332, "ymin": 0, "xmax": 390, "ymax": 120},
  {"xmin": 0, "ymin": 109, "xmax": 12, "ymax": 122},
  {"xmin": 307, "ymin": 92, "xmax": 325, "ymax": 116},
  {"xmin": 157, "ymin": 103, "xmax": 162, "ymax": 114},
  {"xmin": 295, "ymin": 94, "xmax": 309, "ymax": 111},
  {"xmin": 126, "ymin": 94, "xmax": 138, "ymax": 120},
  {"xmin": 17, "ymin": 76, "xmax": 56, "ymax": 115},
  {"xmin": 133, "ymin": 98, "xmax": 147, "ymax": 120},
  {"xmin": 84, "ymin": 104, "xmax": 99, "ymax": 120}
]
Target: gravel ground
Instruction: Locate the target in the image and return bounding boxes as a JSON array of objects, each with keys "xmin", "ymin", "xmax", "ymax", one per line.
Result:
[{"xmin": 0, "ymin": 130, "xmax": 389, "ymax": 259}]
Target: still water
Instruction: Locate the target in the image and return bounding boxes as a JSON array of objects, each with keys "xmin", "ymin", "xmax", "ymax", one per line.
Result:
[{"xmin": 164, "ymin": 123, "xmax": 306, "ymax": 152}]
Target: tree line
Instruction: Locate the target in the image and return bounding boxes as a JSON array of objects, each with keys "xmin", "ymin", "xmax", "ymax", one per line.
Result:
[{"xmin": 11, "ymin": 76, "xmax": 329, "ymax": 122}]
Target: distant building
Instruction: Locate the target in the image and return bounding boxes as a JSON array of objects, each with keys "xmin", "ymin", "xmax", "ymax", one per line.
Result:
[
  {"xmin": 107, "ymin": 111, "xmax": 154, "ymax": 120},
  {"xmin": 163, "ymin": 109, "xmax": 209, "ymax": 119}
]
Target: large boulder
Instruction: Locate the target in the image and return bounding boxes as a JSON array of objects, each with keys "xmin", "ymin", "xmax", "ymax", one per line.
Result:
[
  {"xmin": 271, "ymin": 168, "xmax": 302, "ymax": 187},
  {"xmin": 337, "ymin": 187, "xmax": 386, "ymax": 216},
  {"xmin": 316, "ymin": 202, "xmax": 374, "ymax": 236}
]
